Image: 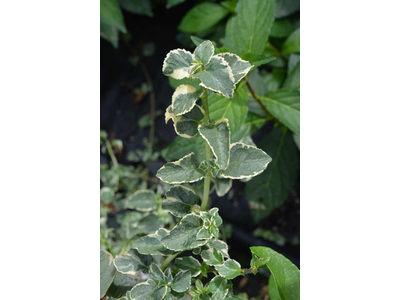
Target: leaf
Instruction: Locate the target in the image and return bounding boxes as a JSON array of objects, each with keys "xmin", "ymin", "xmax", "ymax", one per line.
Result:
[
  {"xmin": 175, "ymin": 256, "xmax": 202, "ymax": 277},
  {"xmin": 168, "ymin": 77, "xmax": 201, "ymax": 90},
  {"xmin": 215, "ymin": 259, "xmax": 242, "ymax": 279},
  {"xmin": 101, "ymin": 186, "xmax": 114, "ymax": 204},
  {"xmin": 163, "ymin": 49, "xmax": 194, "ymax": 80},
  {"xmin": 220, "ymin": 143, "xmax": 272, "ymax": 179},
  {"xmin": 131, "ymin": 228, "xmax": 174, "ymax": 256},
  {"xmin": 208, "ymin": 276, "xmax": 229, "ymax": 300},
  {"xmin": 162, "ymin": 135, "xmax": 206, "ymax": 162},
  {"xmin": 172, "ymin": 85, "xmax": 203, "ymax": 116},
  {"xmin": 125, "ymin": 190, "xmax": 157, "ymax": 211},
  {"xmin": 275, "ymin": 0, "xmax": 300, "ymax": 18},
  {"xmin": 209, "ymin": 83, "xmax": 248, "ymax": 134},
  {"xmin": 100, "ymin": 21, "xmax": 119, "ymax": 48},
  {"xmin": 161, "ymin": 214, "xmax": 208, "ymax": 251},
  {"xmin": 245, "ymin": 127, "xmax": 299, "ymax": 222},
  {"xmin": 268, "ymin": 275, "xmax": 281, "ymax": 300},
  {"xmin": 128, "ymin": 279, "xmax": 167, "ymax": 300},
  {"xmin": 107, "ymin": 271, "xmax": 141, "ymax": 298},
  {"xmin": 201, "ymin": 248, "xmax": 224, "ymax": 266},
  {"xmin": 293, "ymin": 133, "xmax": 300, "ymax": 149},
  {"xmin": 163, "ymin": 185, "xmax": 200, "ymax": 217},
  {"xmin": 150, "ymin": 263, "xmax": 167, "ymax": 283},
  {"xmin": 178, "ymin": 3, "xmax": 229, "ymax": 33},
  {"xmin": 213, "ymin": 177, "xmax": 232, "ymax": 197},
  {"xmin": 100, "ymin": 0, "xmax": 126, "ymax": 33},
  {"xmin": 192, "ymin": 56, "xmax": 235, "ymax": 98},
  {"xmin": 194, "ymin": 40, "xmax": 215, "ymax": 65},
  {"xmin": 157, "ymin": 152, "xmax": 205, "ymax": 184},
  {"xmin": 172, "ymin": 270, "xmax": 191, "ymax": 292},
  {"xmin": 270, "ymin": 19, "xmax": 293, "ymax": 38},
  {"xmin": 120, "ymin": 213, "xmax": 164, "ymax": 239},
  {"xmin": 265, "ymin": 68, "xmax": 287, "ymax": 93},
  {"xmin": 166, "ymin": 0, "xmax": 186, "ymax": 9},
  {"xmin": 241, "ymin": 52, "xmax": 276, "ymax": 68},
  {"xmin": 198, "ymin": 119, "xmax": 230, "ymax": 170},
  {"xmin": 283, "ymin": 61, "xmax": 300, "ymax": 91},
  {"xmin": 215, "ymin": 53, "xmax": 252, "ymax": 85},
  {"xmin": 222, "ymin": 0, "xmax": 276, "ymax": 55},
  {"xmin": 100, "ymin": 250, "xmax": 117, "ymax": 297},
  {"xmin": 260, "ymin": 90, "xmax": 300, "ymax": 134},
  {"xmin": 250, "ymin": 247, "xmax": 300, "ymax": 300},
  {"xmin": 166, "ymin": 104, "xmax": 205, "ymax": 138},
  {"xmin": 114, "ymin": 249, "xmax": 152, "ymax": 275},
  {"xmin": 118, "ymin": 0, "xmax": 153, "ymax": 17},
  {"xmin": 282, "ymin": 28, "xmax": 300, "ymax": 55}
]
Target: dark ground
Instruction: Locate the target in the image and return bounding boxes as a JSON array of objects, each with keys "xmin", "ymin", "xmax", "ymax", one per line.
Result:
[{"xmin": 101, "ymin": 3, "xmax": 299, "ymax": 296}]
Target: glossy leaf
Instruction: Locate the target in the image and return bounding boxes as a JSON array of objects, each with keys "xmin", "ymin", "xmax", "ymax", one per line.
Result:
[
  {"xmin": 175, "ymin": 256, "xmax": 202, "ymax": 277},
  {"xmin": 222, "ymin": 0, "xmax": 276, "ymax": 55},
  {"xmin": 193, "ymin": 56, "xmax": 235, "ymax": 98},
  {"xmin": 100, "ymin": 250, "xmax": 117, "ymax": 297},
  {"xmin": 163, "ymin": 49, "xmax": 194, "ymax": 80},
  {"xmin": 114, "ymin": 249, "xmax": 152, "ymax": 275},
  {"xmin": 198, "ymin": 119, "xmax": 230, "ymax": 170},
  {"xmin": 215, "ymin": 53, "xmax": 252, "ymax": 84},
  {"xmin": 156, "ymin": 152, "xmax": 205, "ymax": 184},
  {"xmin": 179, "ymin": 3, "xmax": 229, "ymax": 33},
  {"xmin": 250, "ymin": 247, "xmax": 300, "ymax": 300},
  {"xmin": 125, "ymin": 189, "xmax": 157, "ymax": 211},
  {"xmin": 215, "ymin": 259, "xmax": 242, "ymax": 279},
  {"xmin": 194, "ymin": 40, "xmax": 215, "ymax": 65},
  {"xmin": 131, "ymin": 228, "xmax": 173, "ymax": 256},
  {"xmin": 220, "ymin": 143, "xmax": 272, "ymax": 179},
  {"xmin": 260, "ymin": 90, "xmax": 300, "ymax": 134},
  {"xmin": 172, "ymin": 84, "xmax": 202, "ymax": 116}
]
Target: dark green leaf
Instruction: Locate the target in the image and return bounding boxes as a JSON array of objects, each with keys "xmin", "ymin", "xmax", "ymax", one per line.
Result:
[
  {"xmin": 118, "ymin": 0, "xmax": 153, "ymax": 17},
  {"xmin": 100, "ymin": 0, "xmax": 126, "ymax": 33},
  {"xmin": 282, "ymin": 28, "xmax": 300, "ymax": 55},
  {"xmin": 100, "ymin": 250, "xmax": 117, "ymax": 297},
  {"xmin": 100, "ymin": 21, "xmax": 119, "ymax": 48},
  {"xmin": 275, "ymin": 0, "xmax": 300, "ymax": 18},
  {"xmin": 166, "ymin": 0, "xmax": 186, "ymax": 9}
]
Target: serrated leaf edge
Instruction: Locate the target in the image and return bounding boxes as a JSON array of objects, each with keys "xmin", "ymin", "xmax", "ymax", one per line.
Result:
[{"xmin": 162, "ymin": 48, "xmax": 194, "ymax": 80}]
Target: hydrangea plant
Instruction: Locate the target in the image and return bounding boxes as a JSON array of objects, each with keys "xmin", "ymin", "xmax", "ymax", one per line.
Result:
[{"xmin": 100, "ymin": 41, "xmax": 300, "ymax": 300}]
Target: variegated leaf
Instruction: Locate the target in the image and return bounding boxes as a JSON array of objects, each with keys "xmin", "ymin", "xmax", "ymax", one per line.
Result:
[
  {"xmin": 100, "ymin": 250, "xmax": 117, "ymax": 298},
  {"xmin": 131, "ymin": 228, "xmax": 174, "ymax": 256},
  {"xmin": 156, "ymin": 152, "xmax": 205, "ymax": 184},
  {"xmin": 213, "ymin": 177, "xmax": 232, "ymax": 197},
  {"xmin": 201, "ymin": 248, "xmax": 224, "ymax": 266},
  {"xmin": 161, "ymin": 214, "xmax": 208, "ymax": 251},
  {"xmin": 220, "ymin": 143, "xmax": 272, "ymax": 179},
  {"xmin": 174, "ymin": 256, "xmax": 202, "ymax": 277},
  {"xmin": 215, "ymin": 259, "xmax": 242, "ymax": 279},
  {"xmin": 162, "ymin": 185, "xmax": 200, "ymax": 217},
  {"xmin": 198, "ymin": 119, "xmax": 230, "ymax": 170},
  {"xmin": 150, "ymin": 263, "xmax": 168, "ymax": 284},
  {"xmin": 194, "ymin": 40, "xmax": 214, "ymax": 65},
  {"xmin": 208, "ymin": 276, "xmax": 229, "ymax": 300},
  {"xmin": 125, "ymin": 189, "xmax": 157, "ymax": 212},
  {"xmin": 172, "ymin": 84, "xmax": 203, "ymax": 116},
  {"xmin": 165, "ymin": 104, "xmax": 205, "ymax": 138},
  {"xmin": 215, "ymin": 53, "xmax": 252, "ymax": 84},
  {"xmin": 128, "ymin": 279, "xmax": 167, "ymax": 300},
  {"xmin": 192, "ymin": 56, "xmax": 235, "ymax": 98},
  {"xmin": 114, "ymin": 249, "xmax": 152, "ymax": 275},
  {"xmin": 171, "ymin": 270, "xmax": 191, "ymax": 292},
  {"xmin": 162, "ymin": 49, "xmax": 193, "ymax": 80}
]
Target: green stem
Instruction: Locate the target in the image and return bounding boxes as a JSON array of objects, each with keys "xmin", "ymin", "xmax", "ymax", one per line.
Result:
[
  {"xmin": 105, "ymin": 139, "xmax": 119, "ymax": 168},
  {"xmin": 200, "ymin": 90, "xmax": 212, "ymax": 211},
  {"xmin": 161, "ymin": 252, "xmax": 180, "ymax": 271}
]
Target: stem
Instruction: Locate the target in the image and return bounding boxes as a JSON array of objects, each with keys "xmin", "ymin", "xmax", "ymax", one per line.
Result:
[
  {"xmin": 105, "ymin": 139, "xmax": 119, "ymax": 168},
  {"xmin": 161, "ymin": 253, "xmax": 180, "ymax": 271},
  {"xmin": 200, "ymin": 90, "xmax": 212, "ymax": 211}
]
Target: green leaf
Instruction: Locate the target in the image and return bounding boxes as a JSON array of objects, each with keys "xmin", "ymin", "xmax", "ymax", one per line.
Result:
[
  {"xmin": 101, "ymin": 186, "xmax": 114, "ymax": 204},
  {"xmin": 250, "ymin": 247, "xmax": 300, "ymax": 300},
  {"xmin": 166, "ymin": 104, "xmax": 205, "ymax": 138},
  {"xmin": 125, "ymin": 189, "xmax": 157, "ymax": 211},
  {"xmin": 163, "ymin": 49, "xmax": 194, "ymax": 80},
  {"xmin": 222, "ymin": 0, "xmax": 276, "ymax": 55},
  {"xmin": 107, "ymin": 271, "xmax": 141, "ymax": 299},
  {"xmin": 275, "ymin": 0, "xmax": 300, "ymax": 18},
  {"xmin": 100, "ymin": 0, "xmax": 126, "ymax": 33},
  {"xmin": 282, "ymin": 28, "xmax": 300, "ymax": 55},
  {"xmin": 175, "ymin": 256, "xmax": 202, "ymax": 277},
  {"xmin": 215, "ymin": 53, "xmax": 252, "ymax": 85},
  {"xmin": 120, "ymin": 213, "xmax": 164, "ymax": 239},
  {"xmin": 213, "ymin": 177, "xmax": 232, "ymax": 197},
  {"xmin": 166, "ymin": 0, "xmax": 186, "ymax": 9},
  {"xmin": 150, "ymin": 263, "xmax": 167, "ymax": 283},
  {"xmin": 241, "ymin": 52, "xmax": 276, "ymax": 68},
  {"xmin": 201, "ymin": 248, "xmax": 224, "ymax": 266},
  {"xmin": 131, "ymin": 228, "xmax": 174, "ymax": 256},
  {"xmin": 220, "ymin": 143, "xmax": 272, "ymax": 179},
  {"xmin": 215, "ymin": 259, "xmax": 242, "ymax": 279},
  {"xmin": 162, "ymin": 135, "xmax": 206, "ymax": 162},
  {"xmin": 163, "ymin": 185, "xmax": 200, "ymax": 217},
  {"xmin": 208, "ymin": 276, "xmax": 229, "ymax": 300},
  {"xmin": 168, "ymin": 77, "xmax": 201, "ymax": 90},
  {"xmin": 172, "ymin": 85, "xmax": 203, "ymax": 116},
  {"xmin": 172, "ymin": 270, "xmax": 191, "ymax": 292},
  {"xmin": 161, "ymin": 214, "xmax": 208, "ymax": 251},
  {"xmin": 209, "ymin": 83, "xmax": 249, "ymax": 134},
  {"xmin": 268, "ymin": 275, "xmax": 281, "ymax": 300},
  {"xmin": 198, "ymin": 119, "xmax": 231, "ymax": 170},
  {"xmin": 178, "ymin": 3, "xmax": 229, "ymax": 33},
  {"xmin": 157, "ymin": 152, "xmax": 205, "ymax": 184},
  {"xmin": 100, "ymin": 21, "xmax": 119, "ymax": 48},
  {"xmin": 245, "ymin": 127, "xmax": 299, "ymax": 222},
  {"xmin": 114, "ymin": 249, "xmax": 152, "ymax": 275},
  {"xmin": 270, "ymin": 19, "xmax": 293, "ymax": 38},
  {"xmin": 260, "ymin": 90, "xmax": 300, "ymax": 134},
  {"xmin": 194, "ymin": 40, "xmax": 215, "ymax": 65},
  {"xmin": 118, "ymin": 0, "xmax": 153, "ymax": 17},
  {"xmin": 283, "ymin": 61, "xmax": 300, "ymax": 91},
  {"xmin": 128, "ymin": 279, "xmax": 167, "ymax": 300},
  {"xmin": 192, "ymin": 56, "xmax": 235, "ymax": 98},
  {"xmin": 100, "ymin": 250, "xmax": 117, "ymax": 297},
  {"xmin": 293, "ymin": 133, "xmax": 300, "ymax": 149},
  {"xmin": 265, "ymin": 68, "xmax": 287, "ymax": 93}
]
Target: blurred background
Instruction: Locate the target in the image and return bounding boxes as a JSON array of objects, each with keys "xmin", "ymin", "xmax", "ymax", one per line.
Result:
[{"xmin": 101, "ymin": 0, "xmax": 299, "ymax": 297}]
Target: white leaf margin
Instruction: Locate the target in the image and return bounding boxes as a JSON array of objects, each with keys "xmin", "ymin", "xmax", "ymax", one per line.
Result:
[
  {"xmin": 162, "ymin": 48, "xmax": 194, "ymax": 80},
  {"xmin": 215, "ymin": 52, "xmax": 253, "ymax": 86}
]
